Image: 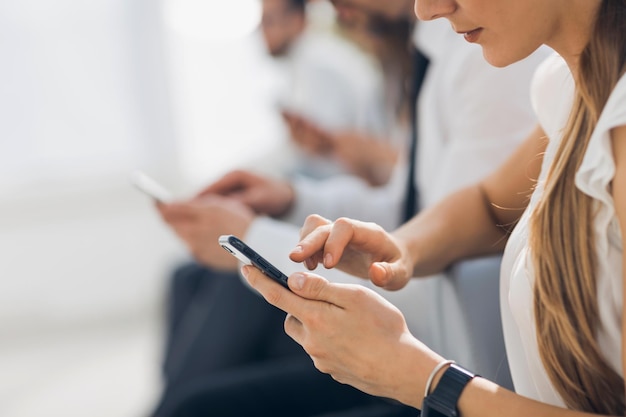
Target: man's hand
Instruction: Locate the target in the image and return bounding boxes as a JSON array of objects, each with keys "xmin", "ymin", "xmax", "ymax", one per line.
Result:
[
  {"xmin": 282, "ymin": 110, "xmax": 335, "ymax": 156},
  {"xmin": 196, "ymin": 170, "xmax": 295, "ymax": 218},
  {"xmin": 283, "ymin": 111, "xmax": 397, "ymax": 186},
  {"xmin": 331, "ymin": 131, "xmax": 398, "ymax": 186},
  {"xmin": 157, "ymin": 195, "xmax": 255, "ymax": 270}
]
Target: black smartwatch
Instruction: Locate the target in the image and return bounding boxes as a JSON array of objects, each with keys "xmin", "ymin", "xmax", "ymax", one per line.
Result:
[{"xmin": 421, "ymin": 363, "xmax": 476, "ymax": 417}]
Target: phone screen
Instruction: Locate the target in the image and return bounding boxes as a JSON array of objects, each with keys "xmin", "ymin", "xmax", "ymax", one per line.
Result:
[{"xmin": 219, "ymin": 235, "xmax": 290, "ymax": 290}]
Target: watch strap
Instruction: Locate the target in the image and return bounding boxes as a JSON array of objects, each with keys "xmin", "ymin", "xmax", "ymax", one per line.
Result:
[{"xmin": 422, "ymin": 363, "xmax": 476, "ymax": 417}]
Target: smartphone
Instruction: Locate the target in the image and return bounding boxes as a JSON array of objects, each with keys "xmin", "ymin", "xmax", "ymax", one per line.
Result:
[
  {"xmin": 219, "ymin": 235, "xmax": 290, "ymax": 290},
  {"xmin": 130, "ymin": 170, "xmax": 173, "ymax": 203}
]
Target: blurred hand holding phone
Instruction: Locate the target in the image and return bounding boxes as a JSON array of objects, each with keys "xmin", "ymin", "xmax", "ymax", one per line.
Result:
[{"xmin": 281, "ymin": 109, "xmax": 336, "ymax": 156}]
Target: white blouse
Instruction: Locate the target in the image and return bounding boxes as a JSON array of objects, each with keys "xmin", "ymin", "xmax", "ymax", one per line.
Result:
[{"xmin": 500, "ymin": 54, "xmax": 625, "ymax": 406}]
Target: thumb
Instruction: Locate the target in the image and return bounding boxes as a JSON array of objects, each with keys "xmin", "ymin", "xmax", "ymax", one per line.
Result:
[
  {"xmin": 369, "ymin": 262, "xmax": 409, "ymax": 291},
  {"xmin": 288, "ymin": 272, "xmax": 348, "ymax": 307}
]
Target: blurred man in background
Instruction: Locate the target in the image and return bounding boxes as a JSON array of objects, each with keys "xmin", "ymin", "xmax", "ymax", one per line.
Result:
[
  {"xmin": 154, "ymin": 0, "xmax": 403, "ymax": 413},
  {"xmin": 255, "ymin": 0, "xmax": 395, "ymax": 181}
]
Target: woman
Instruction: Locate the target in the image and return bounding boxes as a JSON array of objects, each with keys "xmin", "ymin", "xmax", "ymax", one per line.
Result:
[{"xmin": 243, "ymin": 0, "xmax": 626, "ymax": 415}]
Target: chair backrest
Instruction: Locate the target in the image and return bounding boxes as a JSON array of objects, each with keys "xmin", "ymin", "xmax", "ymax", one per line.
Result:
[{"xmin": 440, "ymin": 255, "xmax": 513, "ymax": 389}]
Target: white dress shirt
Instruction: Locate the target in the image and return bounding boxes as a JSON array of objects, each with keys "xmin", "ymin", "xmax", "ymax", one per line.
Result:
[{"xmin": 265, "ymin": 28, "xmax": 389, "ymax": 180}]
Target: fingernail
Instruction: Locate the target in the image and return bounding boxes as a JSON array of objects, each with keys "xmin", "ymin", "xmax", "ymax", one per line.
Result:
[
  {"xmin": 291, "ymin": 273, "xmax": 306, "ymax": 290},
  {"xmin": 324, "ymin": 253, "xmax": 333, "ymax": 267},
  {"xmin": 241, "ymin": 265, "xmax": 250, "ymax": 278},
  {"xmin": 292, "ymin": 245, "xmax": 303, "ymax": 253}
]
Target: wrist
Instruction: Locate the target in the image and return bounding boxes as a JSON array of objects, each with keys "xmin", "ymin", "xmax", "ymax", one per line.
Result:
[
  {"xmin": 393, "ymin": 336, "xmax": 444, "ymax": 409},
  {"xmin": 422, "ymin": 362, "xmax": 477, "ymax": 417},
  {"xmin": 424, "ymin": 360, "xmax": 456, "ymax": 397}
]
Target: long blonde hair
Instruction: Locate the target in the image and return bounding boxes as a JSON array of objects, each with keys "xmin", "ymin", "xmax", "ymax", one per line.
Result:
[{"xmin": 529, "ymin": 1, "xmax": 626, "ymax": 413}]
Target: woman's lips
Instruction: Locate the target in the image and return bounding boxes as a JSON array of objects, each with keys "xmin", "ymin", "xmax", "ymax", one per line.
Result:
[{"xmin": 461, "ymin": 28, "xmax": 483, "ymax": 43}]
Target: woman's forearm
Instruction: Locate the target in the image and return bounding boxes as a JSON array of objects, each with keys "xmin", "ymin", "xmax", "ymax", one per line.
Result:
[
  {"xmin": 393, "ymin": 184, "xmax": 511, "ymax": 277},
  {"xmin": 457, "ymin": 377, "xmax": 609, "ymax": 417},
  {"xmin": 394, "ymin": 125, "xmax": 546, "ymax": 277},
  {"xmin": 397, "ymin": 343, "xmax": 611, "ymax": 417}
]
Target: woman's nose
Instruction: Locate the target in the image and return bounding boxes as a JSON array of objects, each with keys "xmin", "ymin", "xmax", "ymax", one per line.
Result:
[{"xmin": 414, "ymin": 0, "xmax": 456, "ymax": 21}]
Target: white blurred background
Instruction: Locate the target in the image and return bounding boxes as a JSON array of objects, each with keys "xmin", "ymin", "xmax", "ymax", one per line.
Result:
[{"xmin": 0, "ymin": 0, "xmax": 291, "ymax": 415}]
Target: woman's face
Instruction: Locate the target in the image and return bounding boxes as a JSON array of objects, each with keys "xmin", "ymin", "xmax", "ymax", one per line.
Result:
[{"xmin": 414, "ymin": 0, "xmax": 561, "ymax": 67}]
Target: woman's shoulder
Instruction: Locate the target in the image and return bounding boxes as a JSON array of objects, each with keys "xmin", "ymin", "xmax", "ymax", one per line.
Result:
[{"xmin": 530, "ymin": 53, "xmax": 575, "ymax": 138}]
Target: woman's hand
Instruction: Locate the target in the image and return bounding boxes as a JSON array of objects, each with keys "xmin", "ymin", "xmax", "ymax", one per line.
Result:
[
  {"xmin": 290, "ymin": 215, "xmax": 414, "ymax": 290},
  {"xmin": 242, "ymin": 266, "xmax": 442, "ymax": 409}
]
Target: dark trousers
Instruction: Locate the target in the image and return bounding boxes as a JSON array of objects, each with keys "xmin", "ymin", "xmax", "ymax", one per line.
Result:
[
  {"xmin": 156, "ymin": 356, "xmax": 419, "ymax": 417},
  {"xmin": 161, "ymin": 262, "xmax": 303, "ymax": 386},
  {"xmin": 155, "ymin": 262, "xmax": 419, "ymax": 417}
]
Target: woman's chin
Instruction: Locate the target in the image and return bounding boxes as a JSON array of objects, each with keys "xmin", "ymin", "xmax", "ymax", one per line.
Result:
[{"xmin": 482, "ymin": 45, "xmax": 540, "ymax": 68}]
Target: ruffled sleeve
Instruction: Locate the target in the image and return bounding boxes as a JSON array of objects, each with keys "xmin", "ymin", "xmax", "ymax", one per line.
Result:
[
  {"xmin": 575, "ymin": 73, "xmax": 626, "ymax": 251},
  {"xmin": 574, "ymin": 72, "xmax": 626, "ymax": 375}
]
